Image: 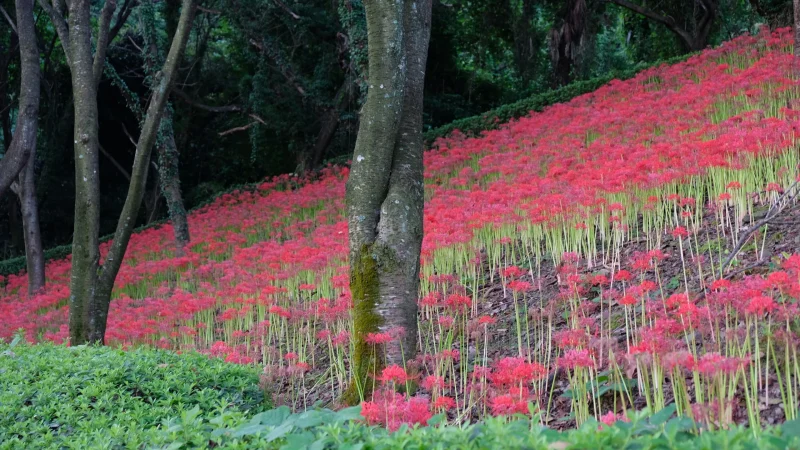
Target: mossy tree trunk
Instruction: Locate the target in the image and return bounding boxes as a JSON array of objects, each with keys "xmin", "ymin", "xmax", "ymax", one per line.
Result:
[
  {"xmin": 39, "ymin": 0, "xmax": 197, "ymax": 344},
  {"xmin": 344, "ymin": 0, "xmax": 432, "ymax": 403}
]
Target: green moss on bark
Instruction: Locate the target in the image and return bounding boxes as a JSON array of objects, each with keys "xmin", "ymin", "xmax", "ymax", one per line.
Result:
[{"xmin": 342, "ymin": 243, "xmax": 386, "ymax": 405}]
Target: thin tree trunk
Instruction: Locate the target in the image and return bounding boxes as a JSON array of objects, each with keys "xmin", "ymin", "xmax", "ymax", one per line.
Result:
[
  {"xmin": 0, "ymin": 0, "xmax": 40, "ymax": 201},
  {"xmin": 18, "ymin": 146, "xmax": 44, "ymax": 293},
  {"xmin": 156, "ymin": 113, "xmax": 190, "ymax": 256},
  {"xmin": 142, "ymin": 0, "xmax": 191, "ymax": 255},
  {"xmin": 1, "ymin": 0, "xmax": 45, "ymax": 294},
  {"xmin": 345, "ymin": 0, "xmax": 431, "ymax": 404},
  {"xmin": 305, "ymin": 80, "xmax": 352, "ymax": 171}
]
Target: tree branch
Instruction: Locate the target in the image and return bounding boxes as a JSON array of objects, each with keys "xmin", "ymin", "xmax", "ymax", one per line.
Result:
[
  {"xmin": 720, "ymin": 181, "xmax": 800, "ymax": 271},
  {"xmin": 36, "ymin": 0, "xmax": 70, "ymax": 66},
  {"xmin": 218, "ymin": 121, "xmax": 257, "ymax": 136},
  {"xmin": 108, "ymin": 0, "xmax": 136, "ymax": 46},
  {"xmin": 606, "ymin": 0, "xmax": 695, "ymax": 49},
  {"xmin": 99, "ymin": 144, "xmax": 131, "ymax": 181},
  {"xmin": 0, "ymin": 5, "xmax": 17, "ymax": 34},
  {"xmin": 172, "ymin": 87, "xmax": 243, "ymax": 112},
  {"xmin": 93, "ymin": 0, "xmax": 117, "ymax": 87}
]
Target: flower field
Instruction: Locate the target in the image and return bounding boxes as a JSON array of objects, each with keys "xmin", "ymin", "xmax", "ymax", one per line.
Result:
[{"xmin": 3, "ymin": 27, "xmax": 800, "ymax": 431}]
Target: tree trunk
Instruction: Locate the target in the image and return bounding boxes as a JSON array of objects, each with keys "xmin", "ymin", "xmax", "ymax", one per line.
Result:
[
  {"xmin": 142, "ymin": 0, "xmax": 191, "ymax": 255},
  {"xmin": 18, "ymin": 145, "xmax": 44, "ymax": 294},
  {"xmin": 42, "ymin": 0, "xmax": 197, "ymax": 344},
  {"xmin": 156, "ymin": 112, "xmax": 190, "ymax": 256},
  {"xmin": 344, "ymin": 0, "xmax": 431, "ymax": 404},
  {"xmin": 2, "ymin": 0, "xmax": 44, "ymax": 294},
  {"xmin": 0, "ymin": 0, "xmax": 40, "ymax": 201}
]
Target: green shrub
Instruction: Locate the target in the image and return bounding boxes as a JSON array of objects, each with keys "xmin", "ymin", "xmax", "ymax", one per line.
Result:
[
  {"xmin": 2, "ymin": 341, "xmax": 800, "ymax": 449},
  {"xmin": 0, "ymin": 339, "xmax": 265, "ymax": 449}
]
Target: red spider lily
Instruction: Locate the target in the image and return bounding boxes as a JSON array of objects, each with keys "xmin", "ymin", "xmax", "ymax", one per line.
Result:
[{"xmin": 377, "ymin": 365, "xmax": 413, "ymax": 384}]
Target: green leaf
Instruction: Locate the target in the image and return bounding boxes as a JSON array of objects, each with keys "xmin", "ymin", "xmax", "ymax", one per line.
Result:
[
  {"xmin": 782, "ymin": 418, "xmax": 800, "ymax": 439},
  {"xmin": 333, "ymin": 406, "xmax": 363, "ymax": 423},
  {"xmin": 266, "ymin": 422, "xmax": 295, "ymax": 442},
  {"xmin": 280, "ymin": 431, "xmax": 315, "ymax": 450},
  {"xmin": 292, "ymin": 410, "xmax": 327, "ymax": 429},
  {"xmin": 253, "ymin": 406, "xmax": 291, "ymax": 426},
  {"xmin": 649, "ymin": 404, "xmax": 677, "ymax": 426},
  {"xmin": 231, "ymin": 423, "xmax": 268, "ymax": 438},
  {"xmin": 427, "ymin": 413, "xmax": 446, "ymax": 426}
]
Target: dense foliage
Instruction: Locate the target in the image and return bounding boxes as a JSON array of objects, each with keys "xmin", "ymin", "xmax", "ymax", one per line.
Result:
[
  {"xmin": 3, "ymin": 341, "xmax": 800, "ymax": 449},
  {"xmin": 0, "ymin": 339, "xmax": 265, "ymax": 449}
]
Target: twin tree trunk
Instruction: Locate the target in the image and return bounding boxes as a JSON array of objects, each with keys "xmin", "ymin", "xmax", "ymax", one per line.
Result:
[
  {"xmin": 1, "ymin": 0, "xmax": 45, "ymax": 294},
  {"xmin": 345, "ymin": 0, "xmax": 432, "ymax": 403},
  {"xmin": 42, "ymin": 0, "xmax": 197, "ymax": 344}
]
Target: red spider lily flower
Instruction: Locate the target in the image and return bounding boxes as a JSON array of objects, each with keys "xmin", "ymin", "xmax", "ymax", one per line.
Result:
[
  {"xmin": 422, "ymin": 375, "xmax": 446, "ymax": 390},
  {"xmin": 710, "ymin": 279, "xmax": 731, "ymax": 290},
  {"xmin": 365, "ymin": 332, "xmax": 394, "ymax": 345},
  {"xmin": 615, "ymin": 270, "xmax": 632, "ymax": 282},
  {"xmin": 557, "ymin": 349, "xmax": 595, "ymax": 369},
  {"xmin": 745, "ymin": 295, "xmax": 775, "ymax": 315},
  {"xmin": 490, "ymin": 394, "xmax": 530, "ymax": 416},
  {"xmin": 502, "ymin": 266, "xmax": 525, "ymax": 279},
  {"xmin": 507, "ymin": 280, "xmax": 532, "ymax": 293},
  {"xmin": 726, "ymin": 181, "xmax": 742, "ymax": 190},
  {"xmin": 433, "ymin": 396, "xmax": 456, "ymax": 411},
  {"xmin": 438, "ymin": 316, "xmax": 455, "ymax": 329},
  {"xmin": 619, "ymin": 295, "xmax": 637, "ymax": 306},
  {"xmin": 478, "ymin": 315, "xmax": 496, "ymax": 325},
  {"xmin": 445, "ymin": 294, "xmax": 471, "ymax": 310},
  {"xmin": 378, "ymin": 365, "xmax": 412, "ymax": 384}
]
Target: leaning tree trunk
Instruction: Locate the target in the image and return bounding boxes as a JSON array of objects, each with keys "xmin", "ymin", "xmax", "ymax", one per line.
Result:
[{"xmin": 344, "ymin": 0, "xmax": 432, "ymax": 404}]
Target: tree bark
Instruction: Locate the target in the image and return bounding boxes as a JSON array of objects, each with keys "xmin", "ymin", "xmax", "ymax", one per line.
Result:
[
  {"xmin": 40, "ymin": 0, "xmax": 197, "ymax": 344},
  {"xmin": 156, "ymin": 114, "xmax": 191, "ymax": 256},
  {"xmin": 18, "ymin": 144, "xmax": 44, "ymax": 294},
  {"xmin": 549, "ymin": 0, "xmax": 586, "ymax": 86},
  {"xmin": 2, "ymin": 0, "xmax": 44, "ymax": 294},
  {"xmin": 0, "ymin": 0, "xmax": 39, "ymax": 201},
  {"xmin": 141, "ymin": 0, "xmax": 190, "ymax": 255},
  {"xmin": 345, "ymin": 0, "xmax": 431, "ymax": 403}
]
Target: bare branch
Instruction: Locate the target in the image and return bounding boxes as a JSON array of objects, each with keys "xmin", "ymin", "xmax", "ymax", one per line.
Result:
[
  {"xmin": 109, "ymin": 0, "xmax": 137, "ymax": 45},
  {"xmin": 197, "ymin": 5, "xmax": 222, "ymax": 14},
  {"xmin": 172, "ymin": 87, "xmax": 243, "ymax": 112},
  {"xmin": 273, "ymin": 0, "xmax": 301, "ymax": 19},
  {"xmin": 0, "ymin": 5, "xmax": 17, "ymax": 34},
  {"xmin": 99, "ymin": 144, "xmax": 131, "ymax": 181},
  {"xmin": 720, "ymin": 181, "xmax": 800, "ymax": 271},
  {"xmin": 606, "ymin": 0, "xmax": 695, "ymax": 50},
  {"xmin": 36, "ymin": 0, "xmax": 70, "ymax": 66},
  {"xmin": 218, "ymin": 121, "xmax": 258, "ymax": 136},
  {"xmin": 93, "ymin": 0, "xmax": 118, "ymax": 87}
]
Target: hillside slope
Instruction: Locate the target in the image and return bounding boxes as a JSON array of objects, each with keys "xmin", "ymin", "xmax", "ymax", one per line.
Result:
[{"xmin": 2, "ymin": 27, "xmax": 800, "ymax": 430}]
